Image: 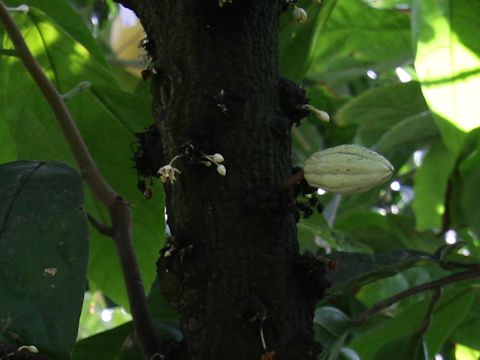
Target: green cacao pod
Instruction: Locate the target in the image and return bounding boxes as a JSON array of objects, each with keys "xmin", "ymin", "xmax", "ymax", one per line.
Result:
[{"xmin": 303, "ymin": 144, "xmax": 394, "ymax": 194}]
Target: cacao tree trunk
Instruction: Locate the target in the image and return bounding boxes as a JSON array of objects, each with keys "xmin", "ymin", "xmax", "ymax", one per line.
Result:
[{"xmin": 121, "ymin": 1, "xmax": 329, "ymax": 359}]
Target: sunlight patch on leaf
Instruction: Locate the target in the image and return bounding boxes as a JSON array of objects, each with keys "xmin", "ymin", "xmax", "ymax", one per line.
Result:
[{"xmin": 413, "ymin": 0, "xmax": 480, "ymax": 152}]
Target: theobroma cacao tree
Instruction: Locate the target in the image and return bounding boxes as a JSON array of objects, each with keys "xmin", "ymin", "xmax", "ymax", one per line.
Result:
[{"xmin": 117, "ymin": 1, "xmax": 330, "ymax": 358}]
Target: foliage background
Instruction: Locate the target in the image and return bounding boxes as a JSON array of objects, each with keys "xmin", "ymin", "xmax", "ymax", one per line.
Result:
[{"xmin": 1, "ymin": 0, "xmax": 479, "ymax": 359}]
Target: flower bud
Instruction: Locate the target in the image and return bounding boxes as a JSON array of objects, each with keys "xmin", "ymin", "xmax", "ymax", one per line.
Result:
[
  {"xmin": 216, "ymin": 164, "xmax": 227, "ymax": 176},
  {"xmin": 17, "ymin": 345, "xmax": 38, "ymax": 353},
  {"xmin": 303, "ymin": 145, "xmax": 394, "ymax": 194},
  {"xmin": 212, "ymin": 153, "xmax": 225, "ymax": 163},
  {"xmin": 293, "ymin": 6, "xmax": 308, "ymax": 23}
]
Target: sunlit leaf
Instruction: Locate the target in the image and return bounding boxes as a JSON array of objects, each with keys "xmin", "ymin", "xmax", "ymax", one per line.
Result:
[
  {"xmin": 455, "ymin": 344, "xmax": 480, "ymax": 360},
  {"xmin": 413, "ymin": 0, "xmax": 480, "ymax": 153},
  {"xmin": 308, "ymin": 0, "xmax": 411, "ymax": 81},
  {"xmin": 4, "ymin": 0, "xmax": 109, "ymax": 66}
]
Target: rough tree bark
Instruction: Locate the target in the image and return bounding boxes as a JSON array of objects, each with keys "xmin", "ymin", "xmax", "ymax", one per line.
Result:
[{"xmin": 120, "ymin": 1, "xmax": 329, "ymax": 359}]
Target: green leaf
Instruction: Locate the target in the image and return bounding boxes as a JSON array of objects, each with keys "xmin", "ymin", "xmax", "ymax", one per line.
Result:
[
  {"xmin": 412, "ymin": 140, "xmax": 456, "ymax": 230},
  {"xmin": 308, "ymin": 0, "xmax": 412, "ymax": 81},
  {"xmin": 297, "ymin": 212, "xmax": 340, "ymax": 252},
  {"xmin": 280, "ymin": 0, "xmax": 337, "ymax": 81},
  {"xmin": 374, "ymin": 111, "xmax": 438, "ymax": 155},
  {"xmin": 458, "ymin": 142, "xmax": 480, "ymax": 236},
  {"xmin": 372, "ymin": 334, "xmax": 428, "ymax": 360},
  {"xmin": 314, "ymin": 306, "xmax": 351, "ymax": 346},
  {"xmin": 362, "ymin": 0, "xmax": 413, "ymax": 10},
  {"xmin": 424, "ymin": 284, "xmax": 475, "ymax": 354},
  {"xmin": 73, "ymin": 279, "xmax": 180, "ymax": 360},
  {"xmin": 1, "ymin": 8, "xmax": 164, "ymax": 308},
  {"xmin": 72, "ymin": 323, "xmax": 133, "ymax": 360},
  {"xmin": 5, "ymin": 0, "xmax": 109, "ymax": 66},
  {"xmin": 327, "ymin": 249, "xmax": 433, "ymax": 295},
  {"xmin": 73, "ymin": 320, "xmax": 181, "ymax": 360},
  {"xmin": 0, "ymin": 161, "xmax": 88, "ymax": 359},
  {"xmin": 336, "ymin": 82, "xmax": 432, "ymax": 150},
  {"xmin": 349, "ymin": 284, "xmax": 475, "ymax": 359},
  {"xmin": 318, "ymin": 332, "xmax": 349, "ymax": 360},
  {"xmin": 451, "ymin": 294, "xmax": 480, "ymax": 350},
  {"xmin": 413, "ymin": 0, "xmax": 480, "ymax": 153},
  {"xmin": 335, "ymin": 212, "xmax": 420, "ymax": 252}
]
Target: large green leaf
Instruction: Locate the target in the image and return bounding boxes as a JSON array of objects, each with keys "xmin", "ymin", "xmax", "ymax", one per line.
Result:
[
  {"xmin": 413, "ymin": 0, "xmax": 480, "ymax": 153},
  {"xmin": 372, "ymin": 334, "xmax": 428, "ymax": 360},
  {"xmin": 451, "ymin": 294, "xmax": 480, "ymax": 350},
  {"xmin": 412, "ymin": 140, "xmax": 456, "ymax": 230},
  {"xmin": 374, "ymin": 111, "xmax": 438, "ymax": 155},
  {"xmin": 424, "ymin": 284, "xmax": 475, "ymax": 354},
  {"xmin": 279, "ymin": 0, "xmax": 337, "ymax": 81},
  {"xmin": 326, "ymin": 249, "xmax": 432, "ymax": 295},
  {"xmin": 0, "ymin": 161, "xmax": 88, "ymax": 359},
  {"xmin": 314, "ymin": 306, "xmax": 351, "ymax": 347},
  {"xmin": 336, "ymin": 82, "xmax": 433, "ymax": 151},
  {"xmin": 335, "ymin": 212, "xmax": 420, "ymax": 252},
  {"xmin": 1, "ymin": 7, "xmax": 164, "ymax": 308},
  {"xmin": 308, "ymin": 0, "xmax": 412, "ymax": 82}
]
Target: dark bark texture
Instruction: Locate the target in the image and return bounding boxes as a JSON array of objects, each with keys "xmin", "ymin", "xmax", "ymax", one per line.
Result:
[{"xmin": 124, "ymin": 1, "xmax": 329, "ymax": 359}]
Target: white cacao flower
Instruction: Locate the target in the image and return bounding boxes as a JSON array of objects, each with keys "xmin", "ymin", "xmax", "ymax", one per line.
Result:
[
  {"xmin": 303, "ymin": 145, "xmax": 394, "ymax": 194},
  {"xmin": 211, "ymin": 153, "xmax": 225, "ymax": 163},
  {"xmin": 216, "ymin": 164, "xmax": 227, "ymax": 176},
  {"xmin": 17, "ymin": 345, "xmax": 38, "ymax": 353},
  {"xmin": 292, "ymin": 6, "xmax": 308, "ymax": 23}
]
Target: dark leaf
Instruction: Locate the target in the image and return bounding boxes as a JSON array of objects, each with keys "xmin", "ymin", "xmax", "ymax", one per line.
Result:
[{"xmin": 0, "ymin": 161, "xmax": 88, "ymax": 359}]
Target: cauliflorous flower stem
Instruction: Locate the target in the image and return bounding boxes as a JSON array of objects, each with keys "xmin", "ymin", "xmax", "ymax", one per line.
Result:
[{"xmin": 282, "ymin": 169, "xmax": 305, "ymax": 191}]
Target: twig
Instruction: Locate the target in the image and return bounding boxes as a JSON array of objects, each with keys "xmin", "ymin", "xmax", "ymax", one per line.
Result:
[
  {"xmin": 109, "ymin": 197, "xmax": 162, "ymax": 358},
  {"xmin": 0, "ymin": 3, "xmax": 162, "ymax": 359},
  {"xmin": 416, "ymin": 288, "xmax": 441, "ymax": 336},
  {"xmin": 352, "ymin": 269, "xmax": 480, "ymax": 325},
  {"xmin": 86, "ymin": 213, "xmax": 113, "ymax": 237}
]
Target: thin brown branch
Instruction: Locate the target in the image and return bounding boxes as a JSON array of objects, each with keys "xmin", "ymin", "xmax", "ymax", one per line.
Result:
[
  {"xmin": 86, "ymin": 213, "xmax": 113, "ymax": 237},
  {"xmin": 416, "ymin": 288, "xmax": 441, "ymax": 336},
  {"xmin": 352, "ymin": 269, "xmax": 480, "ymax": 326},
  {"xmin": 0, "ymin": 3, "xmax": 162, "ymax": 359},
  {"xmin": 109, "ymin": 197, "xmax": 162, "ymax": 358}
]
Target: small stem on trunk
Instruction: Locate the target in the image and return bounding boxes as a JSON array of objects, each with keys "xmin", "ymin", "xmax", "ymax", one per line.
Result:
[{"xmin": 281, "ymin": 169, "xmax": 305, "ymax": 191}]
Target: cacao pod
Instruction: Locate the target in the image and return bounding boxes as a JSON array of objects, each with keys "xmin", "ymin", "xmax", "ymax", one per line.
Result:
[{"xmin": 303, "ymin": 145, "xmax": 394, "ymax": 194}]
